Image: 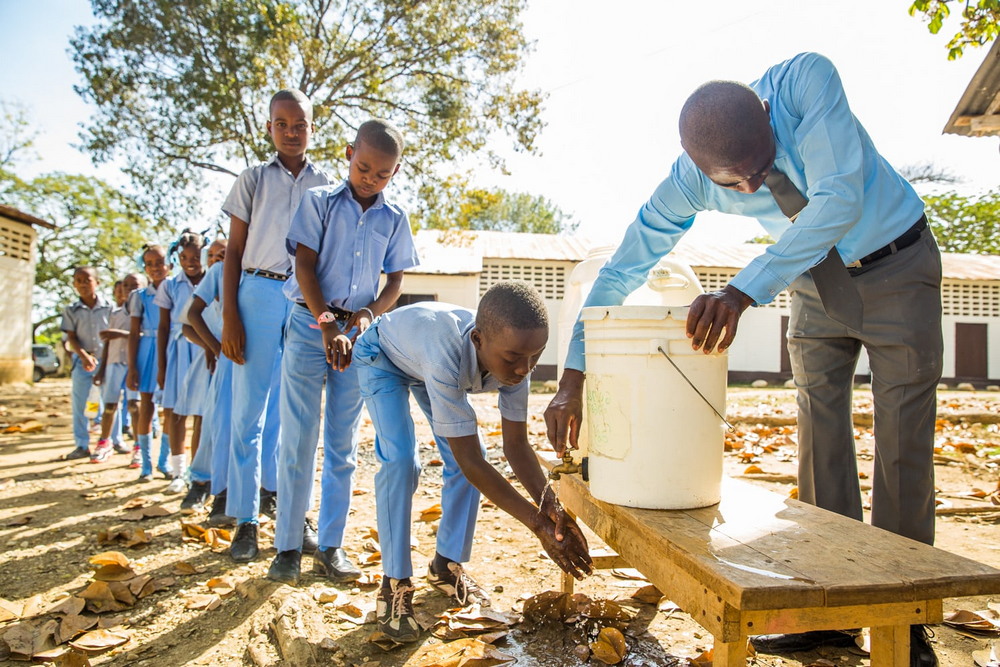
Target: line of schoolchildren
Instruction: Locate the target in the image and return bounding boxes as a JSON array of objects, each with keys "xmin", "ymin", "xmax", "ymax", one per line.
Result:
[{"xmin": 59, "ymin": 90, "xmax": 593, "ymax": 643}]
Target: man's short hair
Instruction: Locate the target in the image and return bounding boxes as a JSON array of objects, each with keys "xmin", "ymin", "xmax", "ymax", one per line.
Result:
[
  {"xmin": 679, "ymin": 80, "xmax": 770, "ymax": 164},
  {"xmin": 269, "ymin": 89, "xmax": 313, "ymax": 119},
  {"xmin": 354, "ymin": 119, "xmax": 405, "ymax": 158},
  {"xmin": 476, "ymin": 280, "xmax": 548, "ymax": 337}
]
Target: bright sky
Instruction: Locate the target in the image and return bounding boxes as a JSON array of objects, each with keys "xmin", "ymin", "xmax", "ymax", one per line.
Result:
[{"xmin": 1, "ymin": 0, "xmax": 997, "ymax": 245}]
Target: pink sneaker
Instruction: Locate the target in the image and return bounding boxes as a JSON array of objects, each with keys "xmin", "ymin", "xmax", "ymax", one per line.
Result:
[
  {"xmin": 90, "ymin": 439, "xmax": 113, "ymax": 463},
  {"xmin": 129, "ymin": 446, "xmax": 142, "ymax": 469}
]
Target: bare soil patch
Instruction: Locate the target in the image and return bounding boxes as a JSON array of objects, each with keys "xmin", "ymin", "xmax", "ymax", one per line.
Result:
[{"xmin": 1, "ymin": 380, "xmax": 999, "ymax": 666}]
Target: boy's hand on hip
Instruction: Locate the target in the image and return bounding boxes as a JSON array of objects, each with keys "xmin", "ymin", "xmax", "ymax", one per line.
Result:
[
  {"xmin": 81, "ymin": 353, "xmax": 97, "ymax": 373},
  {"xmin": 544, "ymin": 369, "xmax": 585, "ymax": 457},
  {"xmin": 221, "ymin": 319, "xmax": 246, "ymax": 365}
]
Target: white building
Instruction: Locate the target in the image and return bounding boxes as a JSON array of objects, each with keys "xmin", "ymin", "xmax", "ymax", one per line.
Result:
[
  {"xmin": 402, "ymin": 230, "xmax": 1000, "ymax": 385},
  {"xmin": 0, "ymin": 205, "xmax": 54, "ymax": 384}
]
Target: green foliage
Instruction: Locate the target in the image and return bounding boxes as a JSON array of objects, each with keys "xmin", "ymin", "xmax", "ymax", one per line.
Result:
[
  {"xmin": 0, "ymin": 102, "xmax": 166, "ymax": 339},
  {"xmin": 418, "ymin": 175, "xmax": 577, "ymax": 233},
  {"xmin": 909, "ymin": 0, "xmax": 1000, "ymax": 59},
  {"xmin": 924, "ymin": 189, "xmax": 1000, "ymax": 253},
  {"xmin": 71, "ymin": 0, "xmax": 544, "ymax": 225}
]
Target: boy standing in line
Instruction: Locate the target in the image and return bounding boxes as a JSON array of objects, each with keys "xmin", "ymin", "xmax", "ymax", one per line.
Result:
[
  {"xmin": 267, "ymin": 119, "xmax": 418, "ymax": 585},
  {"xmin": 61, "ymin": 267, "xmax": 113, "ymax": 461},
  {"xmin": 352, "ymin": 281, "xmax": 593, "ymax": 643},
  {"xmin": 221, "ymin": 89, "xmax": 330, "ymax": 561}
]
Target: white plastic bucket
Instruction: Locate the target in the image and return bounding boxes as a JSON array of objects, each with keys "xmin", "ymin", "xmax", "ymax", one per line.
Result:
[{"xmin": 582, "ymin": 305, "xmax": 727, "ymax": 509}]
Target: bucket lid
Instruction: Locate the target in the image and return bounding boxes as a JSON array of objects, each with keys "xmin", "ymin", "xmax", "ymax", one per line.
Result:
[{"xmin": 581, "ymin": 305, "xmax": 689, "ymax": 321}]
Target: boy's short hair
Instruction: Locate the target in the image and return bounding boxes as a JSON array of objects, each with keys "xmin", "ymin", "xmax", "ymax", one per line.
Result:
[
  {"xmin": 270, "ymin": 89, "xmax": 312, "ymax": 119},
  {"xmin": 476, "ymin": 280, "xmax": 548, "ymax": 337},
  {"xmin": 73, "ymin": 266, "xmax": 97, "ymax": 278},
  {"xmin": 354, "ymin": 119, "xmax": 404, "ymax": 159}
]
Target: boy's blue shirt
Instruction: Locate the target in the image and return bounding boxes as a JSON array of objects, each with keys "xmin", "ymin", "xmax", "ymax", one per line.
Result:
[
  {"xmin": 61, "ymin": 295, "xmax": 113, "ymax": 355},
  {"xmin": 366, "ymin": 302, "xmax": 530, "ymax": 439},
  {"xmin": 283, "ymin": 180, "xmax": 419, "ymax": 308},
  {"xmin": 154, "ymin": 272, "xmax": 199, "ymax": 340},
  {"xmin": 128, "ymin": 283, "xmax": 163, "ymax": 335},
  {"xmin": 192, "ymin": 262, "xmax": 224, "ymax": 340},
  {"xmin": 222, "ymin": 154, "xmax": 331, "ymax": 275}
]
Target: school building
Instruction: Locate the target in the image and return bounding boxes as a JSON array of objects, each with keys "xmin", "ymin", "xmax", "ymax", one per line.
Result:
[
  {"xmin": 0, "ymin": 205, "xmax": 54, "ymax": 384},
  {"xmin": 401, "ymin": 230, "xmax": 1000, "ymax": 386}
]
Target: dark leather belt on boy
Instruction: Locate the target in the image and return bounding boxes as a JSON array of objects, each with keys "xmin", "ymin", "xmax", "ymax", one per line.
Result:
[
  {"xmin": 846, "ymin": 215, "xmax": 927, "ymax": 273},
  {"xmin": 296, "ymin": 301, "xmax": 355, "ymax": 322},
  {"xmin": 243, "ymin": 268, "xmax": 289, "ymax": 281}
]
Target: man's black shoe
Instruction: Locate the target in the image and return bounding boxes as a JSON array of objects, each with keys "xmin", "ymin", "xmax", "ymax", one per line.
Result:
[
  {"xmin": 302, "ymin": 518, "xmax": 318, "ymax": 554},
  {"xmin": 313, "ymin": 547, "xmax": 361, "ymax": 583},
  {"xmin": 911, "ymin": 625, "xmax": 938, "ymax": 667},
  {"xmin": 267, "ymin": 550, "xmax": 301, "ymax": 585},
  {"xmin": 180, "ymin": 481, "xmax": 211, "ymax": 514},
  {"xmin": 230, "ymin": 522, "xmax": 259, "ymax": 562},
  {"xmin": 259, "ymin": 488, "xmax": 277, "ymax": 519},
  {"xmin": 750, "ymin": 629, "xmax": 858, "ymax": 654},
  {"xmin": 208, "ymin": 490, "xmax": 235, "ymax": 527}
]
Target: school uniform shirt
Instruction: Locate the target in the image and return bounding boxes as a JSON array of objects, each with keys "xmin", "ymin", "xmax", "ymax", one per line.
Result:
[
  {"xmin": 192, "ymin": 261, "xmax": 224, "ymax": 340},
  {"xmin": 283, "ymin": 180, "xmax": 420, "ymax": 308},
  {"xmin": 60, "ymin": 295, "xmax": 112, "ymax": 356},
  {"xmin": 222, "ymin": 154, "xmax": 331, "ymax": 275},
  {"xmin": 105, "ymin": 306, "xmax": 131, "ymax": 365},
  {"xmin": 154, "ymin": 272, "xmax": 199, "ymax": 339},
  {"xmin": 371, "ymin": 302, "xmax": 530, "ymax": 439},
  {"xmin": 564, "ymin": 51, "xmax": 925, "ymax": 372},
  {"xmin": 128, "ymin": 283, "xmax": 162, "ymax": 336}
]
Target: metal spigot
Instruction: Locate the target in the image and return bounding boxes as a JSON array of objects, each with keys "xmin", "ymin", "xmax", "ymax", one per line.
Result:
[{"xmin": 548, "ymin": 452, "xmax": 583, "ymax": 480}]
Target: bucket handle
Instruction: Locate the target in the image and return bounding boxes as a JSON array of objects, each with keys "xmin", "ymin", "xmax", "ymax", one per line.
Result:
[
  {"xmin": 656, "ymin": 346, "xmax": 735, "ymax": 432},
  {"xmin": 647, "ymin": 269, "xmax": 690, "ymax": 292}
]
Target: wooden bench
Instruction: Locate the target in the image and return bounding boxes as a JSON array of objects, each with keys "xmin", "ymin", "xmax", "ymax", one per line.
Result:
[{"xmin": 538, "ymin": 452, "xmax": 1000, "ymax": 666}]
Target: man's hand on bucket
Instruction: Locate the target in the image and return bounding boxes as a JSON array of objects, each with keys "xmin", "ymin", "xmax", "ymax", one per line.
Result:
[{"xmin": 686, "ymin": 285, "xmax": 754, "ymax": 354}]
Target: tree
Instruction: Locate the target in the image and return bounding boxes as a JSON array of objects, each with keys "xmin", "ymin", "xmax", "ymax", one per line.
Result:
[
  {"xmin": 909, "ymin": 0, "xmax": 1000, "ymax": 59},
  {"xmin": 71, "ymin": 0, "xmax": 544, "ymax": 226},
  {"xmin": 0, "ymin": 102, "xmax": 165, "ymax": 341},
  {"xmin": 418, "ymin": 175, "xmax": 577, "ymax": 233},
  {"xmin": 923, "ymin": 189, "xmax": 1000, "ymax": 254}
]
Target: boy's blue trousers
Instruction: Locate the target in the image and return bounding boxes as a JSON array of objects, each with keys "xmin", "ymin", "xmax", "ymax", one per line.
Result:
[
  {"xmin": 227, "ymin": 274, "xmax": 286, "ymax": 521},
  {"xmin": 274, "ymin": 306, "xmax": 363, "ymax": 552},
  {"xmin": 353, "ymin": 324, "xmax": 482, "ymax": 579}
]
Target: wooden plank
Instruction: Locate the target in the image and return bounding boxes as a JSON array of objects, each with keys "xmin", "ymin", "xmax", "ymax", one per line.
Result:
[
  {"xmin": 740, "ymin": 599, "xmax": 942, "ymax": 636},
  {"xmin": 870, "ymin": 624, "xmax": 910, "ymax": 667}
]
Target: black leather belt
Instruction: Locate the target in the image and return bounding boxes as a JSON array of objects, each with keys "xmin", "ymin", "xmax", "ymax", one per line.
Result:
[
  {"xmin": 846, "ymin": 215, "xmax": 927, "ymax": 273},
  {"xmin": 244, "ymin": 268, "xmax": 288, "ymax": 281},
  {"xmin": 296, "ymin": 301, "xmax": 354, "ymax": 321}
]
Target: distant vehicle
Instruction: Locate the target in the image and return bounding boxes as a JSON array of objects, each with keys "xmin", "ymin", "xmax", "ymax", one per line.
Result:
[{"xmin": 32, "ymin": 344, "xmax": 60, "ymax": 382}]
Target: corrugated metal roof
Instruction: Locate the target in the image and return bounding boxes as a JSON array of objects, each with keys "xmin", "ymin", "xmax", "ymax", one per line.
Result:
[
  {"xmin": 944, "ymin": 37, "xmax": 1000, "ymax": 137},
  {"xmin": 409, "ymin": 230, "xmax": 1000, "ymax": 281},
  {"xmin": 0, "ymin": 204, "xmax": 55, "ymax": 229}
]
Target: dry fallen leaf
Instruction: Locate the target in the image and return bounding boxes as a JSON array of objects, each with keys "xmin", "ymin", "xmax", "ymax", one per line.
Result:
[
  {"xmin": 590, "ymin": 626, "xmax": 627, "ymax": 664},
  {"xmin": 57, "ymin": 614, "xmax": 98, "ymax": 644},
  {"xmin": 48, "ymin": 597, "xmax": 86, "ymax": 617},
  {"xmin": 314, "ymin": 589, "xmax": 346, "ymax": 605},
  {"xmin": 184, "ymin": 594, "xmax": 221, "ymax": 611},
  {"xmin": 181, "ymin": 522, "xmax": 207, "ymax": 539},
  {"xmin": 77, "ymin": 582, "xmax": 128, "ymax": 614},
  {"xmin": 409, "ymin": 637, "xmax": 515, "ymax": 666},
  {"xmin": 630, "ymin": 584, "xmax": 663, "ymax": 605},
  {"xmin": 205, "ymin": 577, "xmax": 236, "ymax": 597},
  {"xmin": 121, "ymin": 506, "xmax": 172, "ymax": 521},
  {"xmin": 743, "ymin": 464, "xmax": 764, "ymax": 475},
  {"xmin": 92, "ymin": 564, "xmax": 136, "ymax": 582},
  {"xmin": 68, "ymin": 628, "xmax": 129, "ymax": 653},
  {"xmin": 172, "ymin": 562, "xmax": 201, "ymax": 575},
  {"xmin": 88, "ymin": 552, "xmax": 130, "ymax": 569},
  {"xmin": 419, "ymin": 504, "xmax": 443, "ymax": 522}
]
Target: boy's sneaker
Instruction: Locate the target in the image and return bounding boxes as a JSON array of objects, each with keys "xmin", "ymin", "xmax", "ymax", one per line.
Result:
[
  {"xmin": 165, "ymin": 476, "xmax": 188, "ymax": 494},
  {"xmin": 113, "ymin": 441, "xmax": 131, "ymax": 454},
  {"xmin": 376, "ymin": 579, "xmax": 421, "ymax": 643},
  {"xmin": 90, "ymin": 440, "xmax": 113, "ymax": 463},
  {"xmin": 180, "ymin": 481, "xmax": 211, "ymax": 514},
  {"xmin": 137, "ymin": 472, "xmax": 153, "ymax": 482},
  {"xmin": 208, "ymin": 491, "xmax": 236, "ymax": 527},
  {"xmin": 129, "ymin": 447, "xmax": 142, "ymax": 469},
  {"xmin": 62, "ymin": 447, "xmax": 91, "ymax": 461},
  {"xmin": 426, "ymin": 561, "xmax": 491, "ymax": 608}
]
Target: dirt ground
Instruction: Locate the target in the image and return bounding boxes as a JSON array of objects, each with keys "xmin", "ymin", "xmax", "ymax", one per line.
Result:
[{"xmin": 2, "ymin": 378, "xmax": 1000, "ymax": 667}]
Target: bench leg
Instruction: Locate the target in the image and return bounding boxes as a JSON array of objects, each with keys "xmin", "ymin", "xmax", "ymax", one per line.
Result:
[
  {"xmin": 561, "ymin": 570, "xmax": 575, "ymax": 594},
  {"xmin": 713, "ymin": 636, "xmax": 747, "ymax": 667},
  {"xmin": 870, "ymin": 624, "xmax": 909, "ymax": 667}
]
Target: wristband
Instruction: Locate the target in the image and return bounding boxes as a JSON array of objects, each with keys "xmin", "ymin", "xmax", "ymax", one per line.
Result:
[{"xmin": 358, "ymin": 307, "xmax": 375, "ymax": 321}]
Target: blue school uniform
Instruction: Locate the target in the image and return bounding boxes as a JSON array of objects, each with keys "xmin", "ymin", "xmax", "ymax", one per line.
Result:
[
  {"xmin": 222, "ymin": 155, "xmax": 329, "ymax": 521},
  {"xmin": 275, "ymin": 181, "xmax": 419, "ymax": 553},
  {"xmin": 154, "ymin": 272, "xmax": 200, "ymax": 411},
  {"xmin": 128, "ymin": 284, "xmax": 162, "ymax": 395},
  {"xmin": 61, "ymin": 295, "xmax": 113, "ymax": 452},
  {"xmin": 353, "ymin": 303, "xmax": 531, "ymax": 579}
]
